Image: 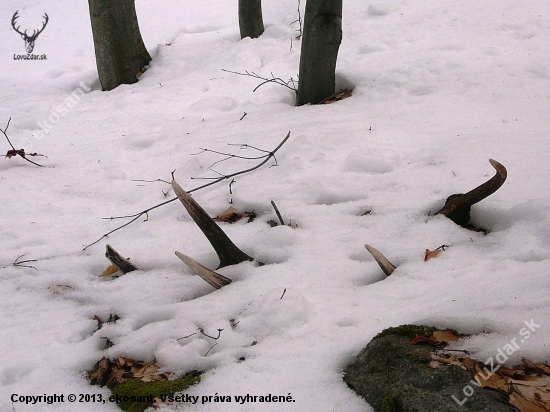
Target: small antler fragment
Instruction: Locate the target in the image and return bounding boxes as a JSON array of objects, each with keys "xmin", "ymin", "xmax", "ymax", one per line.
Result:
[
  {"xmin": 105, "ymin": 244, "xmax": 138, "ymax": 274},
  {"xmin": 175, "ymin": 252, "xmax": 232, "ymax": 289},
  {"xmin": 364, "ymin": 244, "xmax": 396, "ymax": 276}
]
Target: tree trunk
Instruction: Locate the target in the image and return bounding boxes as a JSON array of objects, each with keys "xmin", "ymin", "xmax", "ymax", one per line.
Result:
[
  {"xmin": 238, "ymin": 0, "xmax": 264, "ymax": 39},
  {"xmin": 88, "ymin": 0, "xmax": 151, "ymax": 91},
  {"xmin": 296, "ymin": 0, "xmax": 342, "ymax": 106}
]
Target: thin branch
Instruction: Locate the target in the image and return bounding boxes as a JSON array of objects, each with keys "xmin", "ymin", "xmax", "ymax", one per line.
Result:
[
  {"xmin": 1, "ymin": 118, "xmax": 44, "ymax": 167},
  {"xmin": 200, "ymin": 328, "xmax": 224, "ymax": 340},
  {"xmin": 290, "ymin": 0, "xmax": 303, "ymax": 40},
  {"xmin": 204, "ymin": 343, "xmax": 217, "ymax": 357},
  {"xmin": 83, "ymin": 132, "xmax": 291, "ymax": 250},
  {"xmin": 4, "ymin": 254, "xmax": 38, "ymax": 270},
  {"xmin": 222, "ymin": 69, "xmax": 297, "ymax": 93},
  {"xmin": 177, "ymin": 332, "xmax": 197, "ymax": 341},
  {"xmin": 132, "ymin": 178, "xmax": 171, "ymax": 185},
  {"xmin": 271, "ymin": 200, "xmax": 285, "ymax": 226},
  {"xmin": 228, "ymin": 143, "xmax": 271, "ymax": 154}
]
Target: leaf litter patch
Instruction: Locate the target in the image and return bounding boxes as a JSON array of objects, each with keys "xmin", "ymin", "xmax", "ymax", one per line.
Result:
[
  {"xmin": 416, "ymin": 329, "xmax": 550, "ymax": 411},
  {"xmin": 89, "ymin": 356, "xmax": 200, "ymax": 412}
]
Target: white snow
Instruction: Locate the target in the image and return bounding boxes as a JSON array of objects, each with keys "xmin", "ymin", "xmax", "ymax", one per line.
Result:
[{"xmin": 1, "ymin": 0, "xmax": 549, "ymax": 411}]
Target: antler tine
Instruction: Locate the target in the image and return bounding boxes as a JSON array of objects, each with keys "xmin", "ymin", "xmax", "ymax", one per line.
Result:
[
  {"xmin": 435, "ymin": 159, "xmax": 507, "ymax": 226},
  {"xmin": 364, "ymin": 244, "xmax": 396, "ymax": 276},
  {"xmin": 172, "ymin": 179, "xmax": 253, "ymax": 269}
]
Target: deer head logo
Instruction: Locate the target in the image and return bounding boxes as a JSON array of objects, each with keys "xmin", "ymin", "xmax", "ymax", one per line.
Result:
[{"xmin": 11, "ymin": 11, "xmax": 49, "ymax": 54}]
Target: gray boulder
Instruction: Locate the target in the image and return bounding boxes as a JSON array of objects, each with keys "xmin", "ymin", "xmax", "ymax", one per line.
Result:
[{"xmin": 343, "ymin": 325, "xmax": 513, "ymax": 412}]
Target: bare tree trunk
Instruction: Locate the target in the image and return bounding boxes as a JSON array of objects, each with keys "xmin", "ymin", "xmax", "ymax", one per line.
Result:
[
  {"xmin": 88, "ymin": 0, "xmax": 151, "ymax": 91},
  {"xmin": 296, "ymin": 0, "xmax": 342, "ymax": 106},
  {"xmin": 239, "ymin": 0, "xmax": 264, "ymax": 39}
]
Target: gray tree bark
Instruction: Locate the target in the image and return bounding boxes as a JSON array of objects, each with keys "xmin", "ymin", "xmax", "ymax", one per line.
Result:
[
  {"xmin": 296, "ymin": 0, "xmax": 342, "ymax": 106},
  {"xmin": 238, "ymin": 0, "xmax": 264, "ymax": 39},
  {"xmin": 88, "ymin": 0, "xmax": 151, "ymax": 91}
]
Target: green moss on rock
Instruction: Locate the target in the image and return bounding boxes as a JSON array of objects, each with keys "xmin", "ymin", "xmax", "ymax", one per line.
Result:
[
  {"xmin": 382, "ymin": 391, "xmax": 403, "ymax": 412},
  {"xmin": 374, "ymin": 324, "xmax": 437, "ymax": 341},
  {"xmin": 110, "ymin": 374, "xmax": 200, "ymax": 412}
]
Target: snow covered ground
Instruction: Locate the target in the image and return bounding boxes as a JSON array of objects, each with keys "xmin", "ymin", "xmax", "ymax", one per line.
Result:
[{"xmin": 1, "ymin": 0, "xmax": 549, "ymax": 411}]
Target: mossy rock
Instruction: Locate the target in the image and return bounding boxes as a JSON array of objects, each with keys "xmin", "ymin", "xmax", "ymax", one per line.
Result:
[
  {"xmin": 381, "ymin": 391, "xmax": 402, "ymax": 412},
  {"xmin": 373, "ymin": 324, "xmax": 437, "ymax": 340},
  {"xmin": 111, "ymin": 374, "xmax": 200, "ymax": 412},
  {"xmin": 344, "ymin": 324, "xmax": 512, "ymax": 412}
]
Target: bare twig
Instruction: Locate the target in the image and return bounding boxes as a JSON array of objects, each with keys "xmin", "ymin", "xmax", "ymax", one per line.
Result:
[
  {"xmin": 132, "ymin": 178, "xmax": 171, "ymax": 196},
  {"xmin": 1, "ymin": 118, "xmax": 44, "ymax": 167},
  {"xmin": 222, "ymin": 69, "xmax": 297, "ymax": 93},
  {"xmin": 280, "ymin": 288, "xmax": 287, "ymax": 299},
  {"xmin": 177, "ymin": 332, "xmax": 198, "ymax": 341},
  {"xmin": 177, "ymin": 327, "xmax": 224, "ymax": 343},
  {"xmin": 204, "ymin": 343, "xmax": 217, "ymax": 357},
  {"xmin": 4, "ymin": 254, "xmax": 38, "ymax": 270},
  {"xmin": 132, "ymin": 178, "xmax": 171, "ymax": 185},
  {"xmin": 200, "ymin": 328, "xmax": 224, "ymax": 340},
  {"xmin": 83, "ymin": 132, "xmax": 291, "ymax": 250},
  {"xmin": 290, "ymin": 0, "xmax": 303, "ymax": 40},
  {"xmin": 271, "ymin": 200, "xmax": 285, "ymax": 226}
]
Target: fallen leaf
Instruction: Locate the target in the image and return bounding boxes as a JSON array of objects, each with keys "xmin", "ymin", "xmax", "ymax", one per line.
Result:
[
  {"xmin": 323, "ymin": 88, "xmax": 353, "ymax": 104},
  {"xmin": 424, "ymin": 248, "xmax": 442, "ymax": 261},
  {"xmin": 412, "ymin": 329, "xmax": 467, "ymax": 348},
  {"xmin": 523, "ymin": 358, "xmax": 550, "ymax": 376},
  {"xmin": 5, "ymin": 149, "xmax": 25, "ymax": 159},
  {"xmin": 432, "ymin": 330, "xmax": 462, "ymax": 344},
  {"xmin": 213, "ymin": 206, "xmax": 243, "ymax": 223},
  {"xmin": 100, "ymin": 264, "xmax": 120, "ymax": 277},
  {"xmin": 509, "ymin": 380, "xmax": 550, "ymax": 411},
  {"xmin": 432, "ymin": 349, "xmax": 550, "ymax": 410}
]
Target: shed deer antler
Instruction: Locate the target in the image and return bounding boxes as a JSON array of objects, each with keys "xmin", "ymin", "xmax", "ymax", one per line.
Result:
[
  {"xmin": 364, "ymin": 244, "xmax": 396, "ymax": 276},
  {"xmin": 435, "ymin": 159, "xmax": 507, "ymax": 226},
  {"xmin": 12, "ymin": 11, "xmax": 49, "ymax": 54},
  {"xmin": 172, "ymin": 179, "xmax": 253, "ymax": 268}
]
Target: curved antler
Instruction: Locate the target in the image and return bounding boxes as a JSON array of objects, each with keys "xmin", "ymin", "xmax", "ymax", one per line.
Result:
[{"xmin": 435, "ymin": 159, "xmax": 507, "ymax": 226}]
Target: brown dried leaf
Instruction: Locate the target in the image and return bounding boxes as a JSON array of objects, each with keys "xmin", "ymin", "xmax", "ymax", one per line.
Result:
[
  {"xmin": 100, "ymin": 264, "xmax": 120, "ymax": 277},
  {"xmin": 472, "ymin": 363, "xmax": 511, "ymax": 391},
  {"xmin": 431, "ymin": 349, "xmax": 550, "ymax": 410},
  {"xmin": 323, "ymin": 88, "xmax": 353, "ymax": 104},
  {"xmin": 213, "ymin": 206, "xmax": 244, "ymax": 223},
  {"xmin": 432, "ymin": 330, "xmax": 461, "ymax": 344},
  {"xmin": 509, "ymin": 379, "xmax": 550, "ymax": 411},
  {"xmin": 5, "ymin": 149, "xmax": 25, "ymax": 159},
  {"xmin": 424, "ymin": 248, "xmax": 442, "ymax": 261},
  {"xmin": 412, "ymin": 329, "xmax": 463, "ymax": 348},
  {"xmin": 89, "ymin": 358, "xmax": 112, "ymax": 386},
  {"xmin": 498, "ymin": 367, "xmax": 525, "ymax": 379},
  {"xmin": 523, "ymin": 358, "xmax": 550, "ymax": 376}
]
